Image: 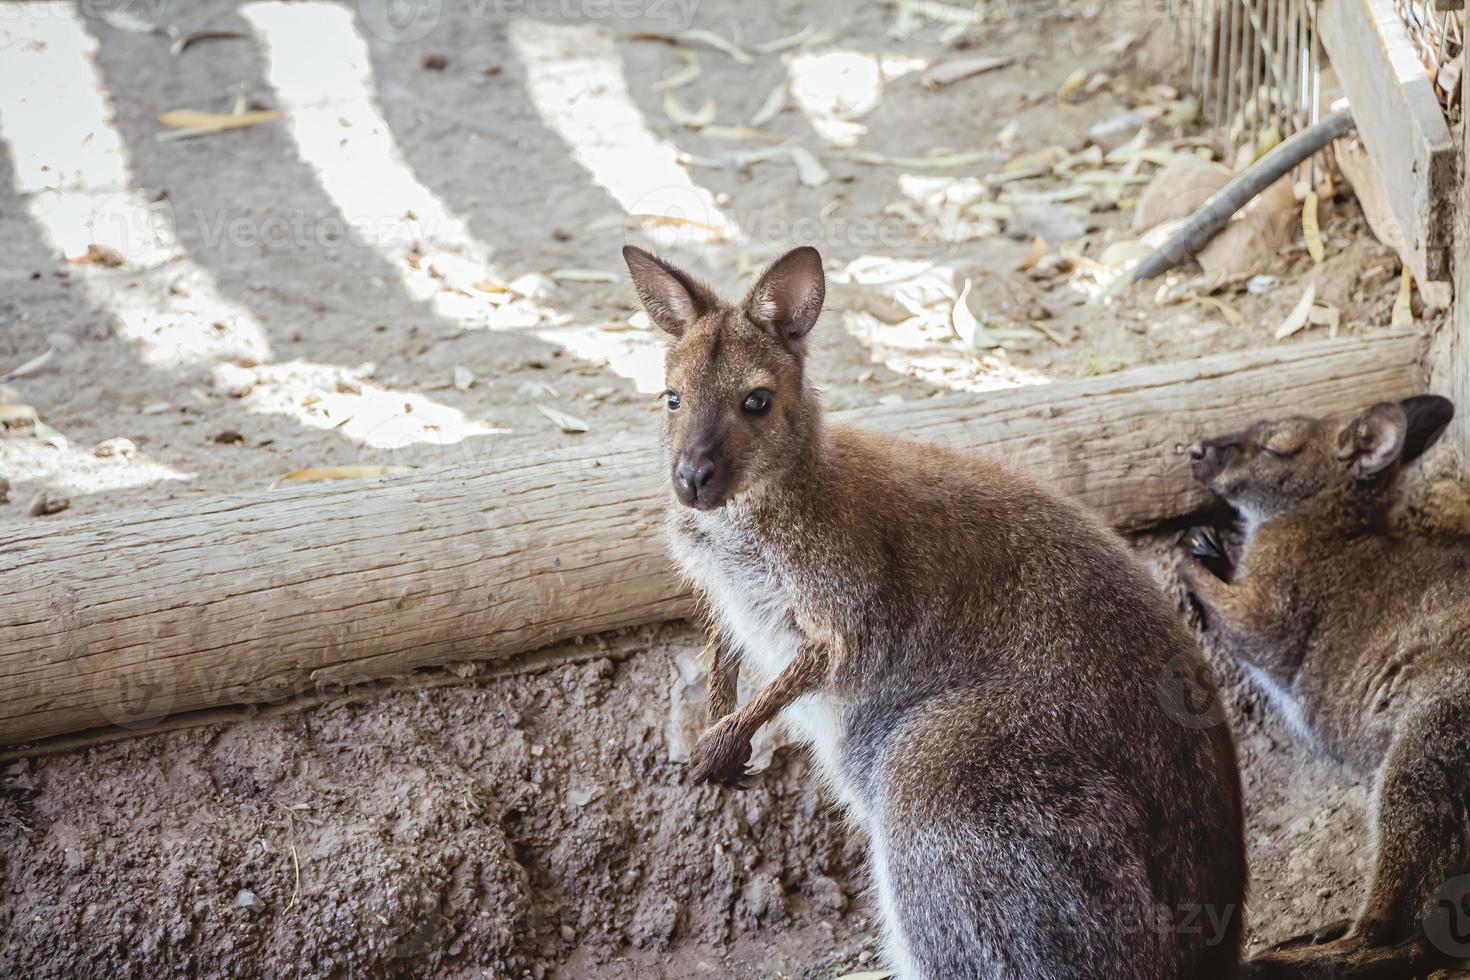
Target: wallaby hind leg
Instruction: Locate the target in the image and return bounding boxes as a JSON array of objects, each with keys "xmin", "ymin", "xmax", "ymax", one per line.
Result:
[{"xmin": 1356, "ymin": 697, "xmax": 1470, "ymax": 946}]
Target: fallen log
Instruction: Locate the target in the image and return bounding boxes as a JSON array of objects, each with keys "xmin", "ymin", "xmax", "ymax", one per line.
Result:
[{"xmin": 0, "ymin": 332, "xmax": 1424, "ymax": 746}]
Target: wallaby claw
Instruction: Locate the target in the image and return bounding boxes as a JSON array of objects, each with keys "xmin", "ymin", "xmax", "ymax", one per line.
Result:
[
  {"xmin": 1183, "ymin": 525, "xmax": 1226, "ymax": 563},
  {"xmin": 688, "ymin": 717, "xmax": 753, "ymax": 788}
]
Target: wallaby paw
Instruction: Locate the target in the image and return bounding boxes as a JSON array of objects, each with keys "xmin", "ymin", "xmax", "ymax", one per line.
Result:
[
  {"xmin": 688, "ymin": 716, "xmax": 753, "ymax": 789},
  {"xmin": 1182, "ymin": 525, "xmax": 1227, "ymax": 563}
]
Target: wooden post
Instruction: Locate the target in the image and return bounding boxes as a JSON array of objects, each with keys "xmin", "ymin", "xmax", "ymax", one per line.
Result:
[{"xmin": 0, "ymin": 333, "xmax": 1426, "ymax": 746}]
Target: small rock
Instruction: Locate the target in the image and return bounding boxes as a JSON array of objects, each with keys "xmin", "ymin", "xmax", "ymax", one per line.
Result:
[
  {"xmin": 211, "ymin": 430, "xmax": 246, "ymax": 446},
  {"xmin": 28, "ymin": 491, "xmax": 69, "ymax": 517},
  {"xmin": 559, "ymin": 924, "xmax": 575, "ymax": 943},
  {"xmin": 93, "ymin": 437, "xmax": 138, "ymax": 459},
  {"xmin": 422, "ymin": 53, "xmax": 448, "ymax": 71},
  {"xmin": 453, "ymin": 366, "xmax": 475, "ymax": 392},
  {"xmin": 235, "ymin": 889, "xmax": 257, "ymax": 909},
  {"xmin": 0, "ymin": 477, "xmax": 8, "ymax": 503}
]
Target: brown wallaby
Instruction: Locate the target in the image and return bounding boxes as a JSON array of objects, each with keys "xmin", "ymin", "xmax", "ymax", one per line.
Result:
[
  {"xmin": 1179, "ymin": 395, "xmax": 1470, "ymax": 980},
  {"xmin": 624, "ymin": 244, "xmax": 1246, "ymax": 979}
]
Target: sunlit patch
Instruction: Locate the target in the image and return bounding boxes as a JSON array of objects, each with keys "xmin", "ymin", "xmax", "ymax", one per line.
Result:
[
  {"xmin": 535, "ymin": 325, "xmax": 666, "ymax": 394},
  {"xmin": 0, "ymin": 434, "xmax": 192, "ymax": 498},
  {"xmin": 832, "ymin": 254, "xmax": 1052, "ymax": 393},
  {"xmin": 214, "ymin": 360, "xmax": 506, "ymax": 452},
  {"xmin": 788, "ymin": 50, "xmax": 926, "ymax": 147},
  {"xmin": 510, "ymin": 19, "xmax": 739, "ymax": 249},
  {"xmin": 0, "ymin": 4, "xmax": 271, "ymax": 369},
  {"xmin": 243, "ymin": 1, "xmax": 504, "ymax": 322}
]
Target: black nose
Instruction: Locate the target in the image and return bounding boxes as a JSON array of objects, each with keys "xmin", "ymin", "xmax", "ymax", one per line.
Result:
[
  {"xmin": 1188, "ymin": 442, "xmax": 1208, "ymax": 462},
  {"xmin": 676, "ymin": 457, "xmax": 715, "ymax": 496}
]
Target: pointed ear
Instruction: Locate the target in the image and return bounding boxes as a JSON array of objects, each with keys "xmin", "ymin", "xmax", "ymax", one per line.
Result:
[
  {"xmin": 743, "ymin": 246, "xmax": 825, "ymax": 348},
  {"xmin": 1344, "ymin": 402, "xmax": 1409, "ymax": 478},
  {"xmin": 1399, "ymin": 395, "xmax": 1455, "ymax": 465},
  {"xmin": 622, "ymin": 246, "xmax": 715, "ymax": 338}
]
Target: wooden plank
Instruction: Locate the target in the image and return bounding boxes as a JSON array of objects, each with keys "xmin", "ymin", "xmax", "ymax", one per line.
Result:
[
  {"xmin": 0, "ymin": 332, "xmax": 1425, "ymax": 746},
  {"xmin": 1318, "ymin": 0, "xmax": 1457, "ymax": 283},
  {"xmin": 1452, "ymin": 55, "xmax": 1470, "ymax": 469}
]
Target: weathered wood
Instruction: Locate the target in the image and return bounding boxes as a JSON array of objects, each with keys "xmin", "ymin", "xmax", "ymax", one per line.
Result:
[
  {"xmin": 0, "ymin": 332, "xmax": 1424, "ymax": 746},
  {"xmin": 1318, "ymin": 0, "xmax": 1457, "ymax": 283},
  {"xmin": 1452, "ymin": 54, "xmax": 1470, "ymax": 470}
]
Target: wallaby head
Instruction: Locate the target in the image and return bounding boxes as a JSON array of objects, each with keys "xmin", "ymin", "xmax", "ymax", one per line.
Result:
[
  {"xmin": 622, "ymin": 244, "xmax": 826, "ymax": 511},
  {"xmin": 1188, "ymin": 395, "xmax": 1455, "ymax": 525}
]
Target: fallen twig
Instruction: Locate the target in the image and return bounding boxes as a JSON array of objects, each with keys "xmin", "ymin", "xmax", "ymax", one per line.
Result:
[{"xmin": 1132, "ymin": 108, "xmax": 1356, "ymax": 282}]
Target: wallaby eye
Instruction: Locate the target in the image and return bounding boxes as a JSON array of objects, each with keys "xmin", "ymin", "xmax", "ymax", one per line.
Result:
[
  {"xmin": 742, "ymin": 388, "xmax": 773, "ymax": 415},
  {"xmin": 1262, "ymin": 435, "xmax": 1302, "ymax": 458},
  {"xmin": 665, "ymin": 390, "xmax": 681, "ymax": 412}
]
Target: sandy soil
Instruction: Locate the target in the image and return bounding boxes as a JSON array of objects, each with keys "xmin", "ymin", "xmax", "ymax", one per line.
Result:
[{"xmin": 0, "ymin": 0, "xmax": 1440, "ymax": 975}]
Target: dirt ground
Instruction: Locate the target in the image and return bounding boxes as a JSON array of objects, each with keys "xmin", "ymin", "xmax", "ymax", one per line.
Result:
[{"xmin": 0, "ymin": 0, "xmax": 1441, "ymax": 975}]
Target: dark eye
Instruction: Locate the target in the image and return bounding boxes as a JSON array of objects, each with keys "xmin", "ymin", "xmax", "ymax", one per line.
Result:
[
  {"xmin": 665, "ymin": 390, "xmax": 681, "ymax": 411},
  {"xmin": 742, "ymin": 388, "xmax": 773, "ymax": 415}
]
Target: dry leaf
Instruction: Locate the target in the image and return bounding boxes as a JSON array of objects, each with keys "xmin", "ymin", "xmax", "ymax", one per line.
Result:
[
  {"xmin": 835, "ymin": 972, "xmax": 895, "ymax": 980},
  {"xmin": 921, "ymin": 54, "xmax": 1016, "ymax": 90},
  {"xmin": 1097, "ymin": 240, "xmax": 1155, "ymax": 271},
  {"xmin": 627, "ymin": 213, "xmax": 727, "ymax": 238},
  {"xmin": 1391, "ymin": 264, "xmax": 1413, "ymax": 326},
  {"xmin": 951, "ymin": 278, "xmax": 1000, "ymax": 347},
  {"xmin": 698, "ymin": 125, "xmax": 774, "ymax": 142},
  {"xmin": 538, "ymin": 405, "xmax": 589, "ymax": 433},
  {"xmin": 787, "ymin": 146, "xmax": 831, "ymax": 187},
  {"xmin": 276, "ymin": 465, "xmax": 412, "ymax": 484},
  {"xmin": 749, "ymin": 82, "xmax": 787, "ymax": 127},
  {"xmin": 1016, "ymin": 235, "xmax": 1047, "ymax": 271},
  {"xmin": 549, "ymin": 268, "xmax": 618, "ymax": 284},
  {"xmin": 0, "ymin": 404, "xmax": 39, "ymax": 428},
  {"xmin": 1195, "ymin": 295, "xmax": 1242, "ymax": 328},
  {"xmin": 1302, "ymin": 190, "xmax": 1324, "ymax": 263},
  {"xmin": 752, "ymin": 23, "xmax": 820, "ymax": 54},
  {"xmin": 68, "ymin": 243, "xmax": 126, "ymax": 267},
  {"xmin": 1057, "ymin": 67, "xmax": 1088, "ymax": 104},
  {"xmin": 2, "ymin": 347, "xmax": 55, "ymax": 382},
  {"xmin": 631, "ymin": 29, "xmax": 752, "ymax": 64},
  {"xmin": 1308, "ymin": 302, "xmax": 1341, "ymax": 337},
  {"xmin": 157, "ymin": 108, "xmax": 281, "ymax": 140},
  {"xmin": 848, "ymin": 149, "xmax": 992, "ymax": 170},
  {"xmin": 453, "ymin": 366, "xmax": 475, "ymax": 391},
  {"xmin": 888, "ymin": 0, "xmax": 981, "ymax": 26},
  {"xmin": 1274, "ymin": 282, "xmax": 1317, "ymax": 340},
  {"xmin": 654, "ymin": 49, "xmax": 700, "ymax": 91},
  {"xmin": 663, "ymin": 90, "xmax": 717, "ymax": 129},
  {"xmin": 170, "ymin": 29, "xmax": 250, "ymax": 56}
]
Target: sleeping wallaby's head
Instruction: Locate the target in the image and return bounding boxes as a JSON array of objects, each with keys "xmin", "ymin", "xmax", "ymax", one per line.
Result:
[
  {"xmin": 622, "ymin": 245, "xmax": 826, "ymax": 511},
  {"xmin": 1188, "ymin": 395, "xmax": 1455, "ymax": 524}
]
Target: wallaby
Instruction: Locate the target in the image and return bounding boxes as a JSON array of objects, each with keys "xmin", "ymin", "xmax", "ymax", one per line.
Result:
[
  {"xmin": 624, "ymin": 244, "xmax": 1246, "ymax": 979},
  {"xmin": 1179, "ymin": 395, "xmax": 1470, "ymax": 980}
]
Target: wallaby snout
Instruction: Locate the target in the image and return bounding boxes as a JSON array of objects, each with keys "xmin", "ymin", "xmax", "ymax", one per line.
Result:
[
  {"xmin": 673, "ymin": 449, "xmax": 720, "ymax": 509},
  {"xmin": 1188, "ymin": 434, "xmax": 1243, "ymax": 487}
]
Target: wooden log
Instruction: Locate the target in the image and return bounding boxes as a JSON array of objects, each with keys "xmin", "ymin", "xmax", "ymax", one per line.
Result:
[
  {"xmin": 0, "ymin": 332, "xmax": 1425, "ymax": 746},
  {"xmin": 1452, "ymin": 56, "xmax": 1470, "ymax": 470},
  {"xmin": 1318, "ymin": 0, "xmax": 1457, "ymax": 284}
]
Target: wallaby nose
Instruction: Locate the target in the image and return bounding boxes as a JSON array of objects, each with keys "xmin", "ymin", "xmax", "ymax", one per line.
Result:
[
  {"xmin": 676, "ymin": 457, "xmax": 716, "ymax": 497},
  {"xmin": 1188, "ymin": 442, "xmax": 1208, "ymax": 463}
]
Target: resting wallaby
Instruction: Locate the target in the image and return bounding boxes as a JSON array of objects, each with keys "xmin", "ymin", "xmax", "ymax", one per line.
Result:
[
  {"xmin": 1179, "ymin": 395, "xmax": 1470, "ymax": 979},
  {"xmin": 624, "ymin": 244, "xmax": 1246, "ymax": 979}
]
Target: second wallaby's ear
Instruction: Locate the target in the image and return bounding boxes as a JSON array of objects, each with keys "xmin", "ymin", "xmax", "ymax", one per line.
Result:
[
  {"xmin": 622, "ymin": 245, "xmax": 714, "ymax": 338},
  {"xmin": 1344, "ymin": 401, "xmax": 1410, "ymax": 478},
  {"xmin": 1400, "ymin": 395, "xmax": 1455, "ymax": 465},
  {"xmin": 744, "ymin": 246, "xmax": 825, "ymax": 348}
]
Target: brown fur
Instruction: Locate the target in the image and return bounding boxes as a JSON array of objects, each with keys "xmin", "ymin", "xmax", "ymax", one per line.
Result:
[
  {"xmin": 1180, "ymin": 396, "xmax": 1470, "ymax": 979},
  {"xmin": 627, "ymin": 244, "xmax": 1247, "ymax": 979}
]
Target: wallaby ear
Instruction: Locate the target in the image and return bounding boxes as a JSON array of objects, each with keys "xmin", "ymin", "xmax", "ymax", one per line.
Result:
[
  {"xmin": 622, "ymin": 245, "xmax": 714, "ymax": 338},
  {"xmin": 1343, "ymin": 401, "xmax": 1409, "ymax": 478},
  {"xmin": 744, "ymin": 246, "xmax": 825, "ymax": 348},
  {"xmin": 1399, "ymin": 395, "xmax": 1455, "ymax": 465}
]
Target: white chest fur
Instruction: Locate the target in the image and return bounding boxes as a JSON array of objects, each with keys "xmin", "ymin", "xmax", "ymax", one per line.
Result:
[{"xmin": 667, "ymin": 509, "xmax": 852, "ymax": 802}]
